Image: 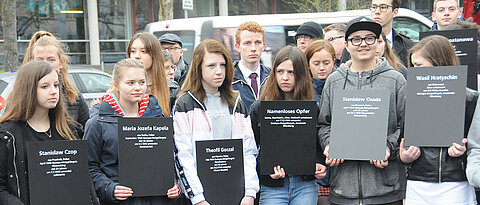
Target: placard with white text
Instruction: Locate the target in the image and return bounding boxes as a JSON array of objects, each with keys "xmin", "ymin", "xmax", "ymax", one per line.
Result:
[
  {"xmin": 405, "ymin": 66, "xmax": 467, "ymax": 146},
  {"xmin": 330, "ymin": 90, "xmax": 390, "ymax": 161}
]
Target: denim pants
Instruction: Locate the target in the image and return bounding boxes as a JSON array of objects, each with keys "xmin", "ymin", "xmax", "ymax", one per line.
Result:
[{"xmin": 259, "ymin": 175, "xmax": 317, "ymax": 205}]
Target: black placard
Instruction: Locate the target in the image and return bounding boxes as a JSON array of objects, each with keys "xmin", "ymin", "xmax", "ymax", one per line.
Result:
[
  {"xmin": 196, "ymin": 139, "xmax": 244, "ymax": 205},
  {"xmin": 329, "ymin": 90, "xmax": 390, "ymax": 161},
  {"xmin": 420, "ymin": 28, "xmax": 478, "ymax": 90},
  {"xmin": 405, "ymin": 66, "xmax": 467, "ymax": 147},
  {"xmin": 259, "ymin": 101, "xmax": 317, "ymax": 175},
  {"xmin": 27, "ymin": 140, "xmax": 90, "ymax": 205},
  {"xmin": 118, "ymin": 117, "xmax": 174, "ymax": 197}
]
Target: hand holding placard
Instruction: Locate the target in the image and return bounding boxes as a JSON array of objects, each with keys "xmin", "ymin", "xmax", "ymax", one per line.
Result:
[
  {"xmin": 399, "ymin": 138, "xmax": 421, "ymax": 164},
  {"xmin": 323, "ymin": 145, "xmax": 344, "ymax": 166},
  {"xmin": 369, "ymin": 148, "xmax": 390, "ymax": 168},
  {"xmin": 448, "ymin": 138, "xmax": 468, "ymax": 157},
  {"xmin": 269, "ymin": 165, "xmax": 285, "ymax": 179},
  {"xmin": 240, "ymin": 196, "xmax": 255, "ymax": 205},
  {"xmin": 114, "ymin": 185, "xmax": 133, "ymax": 201}
]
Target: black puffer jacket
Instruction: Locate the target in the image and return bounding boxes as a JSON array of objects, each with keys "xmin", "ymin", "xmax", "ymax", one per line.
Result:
[{"xmin": 406, "ymin": 88, "xmax": 479, "ymax": 182}]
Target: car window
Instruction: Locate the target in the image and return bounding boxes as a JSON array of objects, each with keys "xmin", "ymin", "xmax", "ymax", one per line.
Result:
[
  {"xmin": 0, "ymin": 79, "xmax": 8, "ymax": 95},
  {"xmin": 77, "ymin": 73, "xmax": 112, "ymax": 93},
  {"xmin": 394, "ymin": 17, "xmax": 431, "ymax": 43}
]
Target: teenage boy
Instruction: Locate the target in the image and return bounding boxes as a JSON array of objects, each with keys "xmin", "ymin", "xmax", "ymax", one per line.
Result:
[
  {"xmin": 159, "ymin": 33, "xmax": 189, "ymax": 86},
  {"xmin": 324, "ymin": 24, "xmax": 346, "ymax": 67},
  {"xmin": 340, "ymin": 0, "xmax": 414, "ymax": 66},
  {"xmin": 432, "ymin": 0, "xmax": 462, "ymax": 30},
  {"xmin": 296, "ymin": 21, "xmax": 324, "ymax": 52},
  {"xmin": 232, "ymin": 21, "xmax": 271, "ymax": 111},
  {"xmin": 318, "ymin": 16, "xmax": 406, "ymax": 204}
]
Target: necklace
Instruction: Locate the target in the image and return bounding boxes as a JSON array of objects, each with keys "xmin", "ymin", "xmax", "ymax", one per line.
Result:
[{"xmin": 44, "ymin": 129, "xmax": 52, "ymax": 138}]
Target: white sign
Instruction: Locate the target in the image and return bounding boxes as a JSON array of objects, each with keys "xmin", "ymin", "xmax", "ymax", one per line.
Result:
[{"xmin": 183, "ymin": 0, "xmax": 193, "ymax": 10}]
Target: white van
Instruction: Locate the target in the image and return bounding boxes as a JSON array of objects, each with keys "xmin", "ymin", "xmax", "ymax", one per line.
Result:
[{"xmin": 145, "ymin": 8, "xmax": 433, "ymax": 67}]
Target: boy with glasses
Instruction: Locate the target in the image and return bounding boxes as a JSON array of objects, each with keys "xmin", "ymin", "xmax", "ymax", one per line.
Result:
[
  {"xmin": 318, "ymin": 16, "xmax": 406, "ymax": 205},
  {"xmin": 341, "ymin": 0, "xmax": 413, "ymax": 67},
  {"xmin": 324, "ymin": 24, "xmax": 346, "ymax": 67},
  {"xmin": 295, "ymin": 21, "xmax": 324, "ymax": 52}
]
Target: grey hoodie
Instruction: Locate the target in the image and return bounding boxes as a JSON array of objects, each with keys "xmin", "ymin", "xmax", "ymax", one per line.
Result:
[{"xmin": 318, "ymin": 57, "xmax": 406, "ymax": 204}]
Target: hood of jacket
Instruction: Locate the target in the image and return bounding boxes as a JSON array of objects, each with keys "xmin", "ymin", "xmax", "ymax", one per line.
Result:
[{"xmin": 335, "ymin": 57, "xmax": 396, "ymax": 89}]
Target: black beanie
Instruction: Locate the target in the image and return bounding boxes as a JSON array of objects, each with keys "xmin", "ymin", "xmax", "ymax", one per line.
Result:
[{"xmin": 295, "ymin": 21, "xmax": 324, "ymax": 39}]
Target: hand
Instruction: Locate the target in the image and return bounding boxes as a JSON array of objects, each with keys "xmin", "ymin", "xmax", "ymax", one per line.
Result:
[
  {"xmin": 323, "ymin": 145, "xmax": 344, "ymax": 166},
  {"xmin": 315, "ymin": 163, "xmax": 327, "ymax": 179},
  {"xmin": 240, "ymin": 196, "xmax": 254, "ymax": 205},
  {"xmin": 370, "ymin": 148, "xmax": 390, "ymax": 169},
  {"xmin": 399, "ymin": 138, "xmax": 421, "ymax": 163},
  {"xmin": 114, "ymin": 185, "xmax": 133, "ymax": 201},
  {"xmin": 195, "ymin": 201, "xmax": 210, "ymax": 205},
  {"xmin": 270, "ymin": 165, "xmax": 285, "ymax": 179},
  {"xmin": 167, "ymin": 184, "xmax": 181, "ymax": 199},
  {"xmin": 448, "ymin": 138, "xmax": 468, "ymax": 157}
]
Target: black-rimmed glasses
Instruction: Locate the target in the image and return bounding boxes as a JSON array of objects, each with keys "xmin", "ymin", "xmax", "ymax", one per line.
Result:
[
  {"xmin": 369, "ymin": 4, "xmax": 393, "ymax": 12},
  {"xmin": 348, "ymin": 36, "xmax": 377, "ymax": 46}
]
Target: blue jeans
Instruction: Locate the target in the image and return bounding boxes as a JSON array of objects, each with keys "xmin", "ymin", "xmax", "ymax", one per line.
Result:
[{"xmin": 259, "ymin": 175, "xmax": 317, "ymax": 205}]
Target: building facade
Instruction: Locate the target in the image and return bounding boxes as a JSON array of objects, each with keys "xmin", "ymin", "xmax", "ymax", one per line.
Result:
[{"xmin": 0, "ymin": 0, "xmax": 441, "ymax": 65}]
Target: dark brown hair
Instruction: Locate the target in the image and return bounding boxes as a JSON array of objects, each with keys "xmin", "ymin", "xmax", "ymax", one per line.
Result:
[
  {"xmin": 0, "ymin": 61, "xmax": 77, "ymax": 140},
  {"xmin": 260, "ymin": 46, "xmax": 313, "ymax": 101},
  {"xmin": 181, "ymin": 39, "xmax": 238, "ymax": 107}
]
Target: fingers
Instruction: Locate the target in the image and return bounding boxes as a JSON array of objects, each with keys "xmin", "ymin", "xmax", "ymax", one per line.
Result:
[
  {"xmin": 167, "ymin": 184, "xmax": 181, "ymax": 199},
  {"xmin": 269, "ymin": 165, "xmax": 285, "ymax": 179},
  {"xmin": 326, "ymin": 157, "xmax": 343, "ymax": 166},
  {"xmin": 323, "ymin": 145, "xmax": 329, "ymax": 158},
  {"xmin": 400, "ymin": 138, "xmax": 406, "ymax": 152},
  {"xmin": 114, "ymin": 185, "xmax": 133, "ymax": 200},
  {"xmin": 449, "ymin": 139, "xmax": 468, "ymax": 157},
  {"xmin": 315, "ymin": 163, "xmax": 327, "ymax": 179},
  {"xmin": 385, "ymin": 148, "xmax": 390, "ymax": 161}
]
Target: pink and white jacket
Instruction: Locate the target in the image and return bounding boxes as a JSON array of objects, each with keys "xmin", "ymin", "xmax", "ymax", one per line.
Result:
[{"xmin": 173, "ymin": 91, "xmax": 259, "ymax": 204}]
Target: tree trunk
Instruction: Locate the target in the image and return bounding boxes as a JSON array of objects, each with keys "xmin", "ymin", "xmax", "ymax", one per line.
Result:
[
  {"xmin": 159, "ymin": 0, "xmax": 173, "ymax": 21},
  {"xmin": 2, "ymin": 0, "xmax": 18, "ymax": 72}
]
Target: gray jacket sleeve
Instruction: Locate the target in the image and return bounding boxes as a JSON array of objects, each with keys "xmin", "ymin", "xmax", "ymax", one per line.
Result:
[{"xmin": 467, "ymin": 98, "xmax": 480, "ymax": 187}]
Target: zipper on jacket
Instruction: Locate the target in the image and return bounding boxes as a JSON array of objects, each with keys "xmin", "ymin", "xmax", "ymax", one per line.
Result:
[
  {"xmin": 358, "ymin": 72, "xmax": 363, "ymax": 89},
  {"xmin": 439, "ymin": 148, "xmax": 443, "ymax": 183},
  {"xmin": 358, "ymin": 161, "xmax": 363, "ymax": 204},
  {"xmin": 6, "ymin": 131, "xmax": 21, "ymax": 199}
]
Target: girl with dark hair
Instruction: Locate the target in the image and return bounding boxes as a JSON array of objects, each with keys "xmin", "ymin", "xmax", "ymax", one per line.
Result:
[
  {"xmin": 24, "ymin": 31, "xmax": 89, "ymax": 129},
  {"xmin": 85, "ymin": 59, "xmax": 181, "ymax": 205},
  {"xmin": 173, "ymin": 39, "xmax": 259, "ymax": 205},
  {"xmin": 250, "ymin": 46, "xmax": 327, "ymax": 204},
  {"xmin": 401, "ymin": 35, "xmax": 477, "ymax": 204},
  {"xmin": 0, "ymin": 61, "xmax": 83, "ymax": 204},
  {"xmin": 127, "ymin": 32, "xmax": 172, "ymax": 116}
]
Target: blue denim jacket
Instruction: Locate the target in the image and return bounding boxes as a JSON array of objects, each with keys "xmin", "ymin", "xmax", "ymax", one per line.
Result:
[{"xmin": 231, "ymin": 60, "xmax": 270, "ymax": 112}]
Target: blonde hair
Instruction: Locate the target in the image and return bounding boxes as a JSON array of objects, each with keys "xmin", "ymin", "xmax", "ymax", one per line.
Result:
[
  {"xmin": 0, "ymin": 61, "xmax": 77, "ymax": 140},
  {"xmin": 108, "ymin": 59, "xmax": 146, "ymax": 98},
  {"xmin": 25, "ymin": 31, "xmax": 79, "ymax": 105}
]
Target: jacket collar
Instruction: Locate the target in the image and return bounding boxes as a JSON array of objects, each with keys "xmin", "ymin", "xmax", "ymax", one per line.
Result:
[{"xmin": 233, "ymin": 60, "xmax": 270, "ymax": 84}]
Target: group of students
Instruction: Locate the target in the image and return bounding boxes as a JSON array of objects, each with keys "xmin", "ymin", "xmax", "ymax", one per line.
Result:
[{"xmin": 2, "ymin": 1, "xmax": 480, "ymax": 205}]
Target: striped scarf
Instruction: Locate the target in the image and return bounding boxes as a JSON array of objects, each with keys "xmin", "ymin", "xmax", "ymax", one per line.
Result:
[{"xmin": 101, "ymin": 94, "xmax": 149, "ymax": 116}]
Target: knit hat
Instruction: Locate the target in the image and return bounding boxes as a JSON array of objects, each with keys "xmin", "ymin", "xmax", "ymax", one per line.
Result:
[
  {"xmin": 158, "ymin": 33, "xmax": 183, "ymax": 47},
  {"xmin": 295, "ymin": 22, "xmax": 324, "ymax": 39},
  {"xmin": 345, "ymin": 16, "xmax": 382, "ymax": 41}
]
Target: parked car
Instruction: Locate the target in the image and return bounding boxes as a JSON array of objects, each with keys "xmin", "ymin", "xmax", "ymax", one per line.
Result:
[{"xmin": 0, "ymin": 66, "xmax": 112, "ymax": 113}]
